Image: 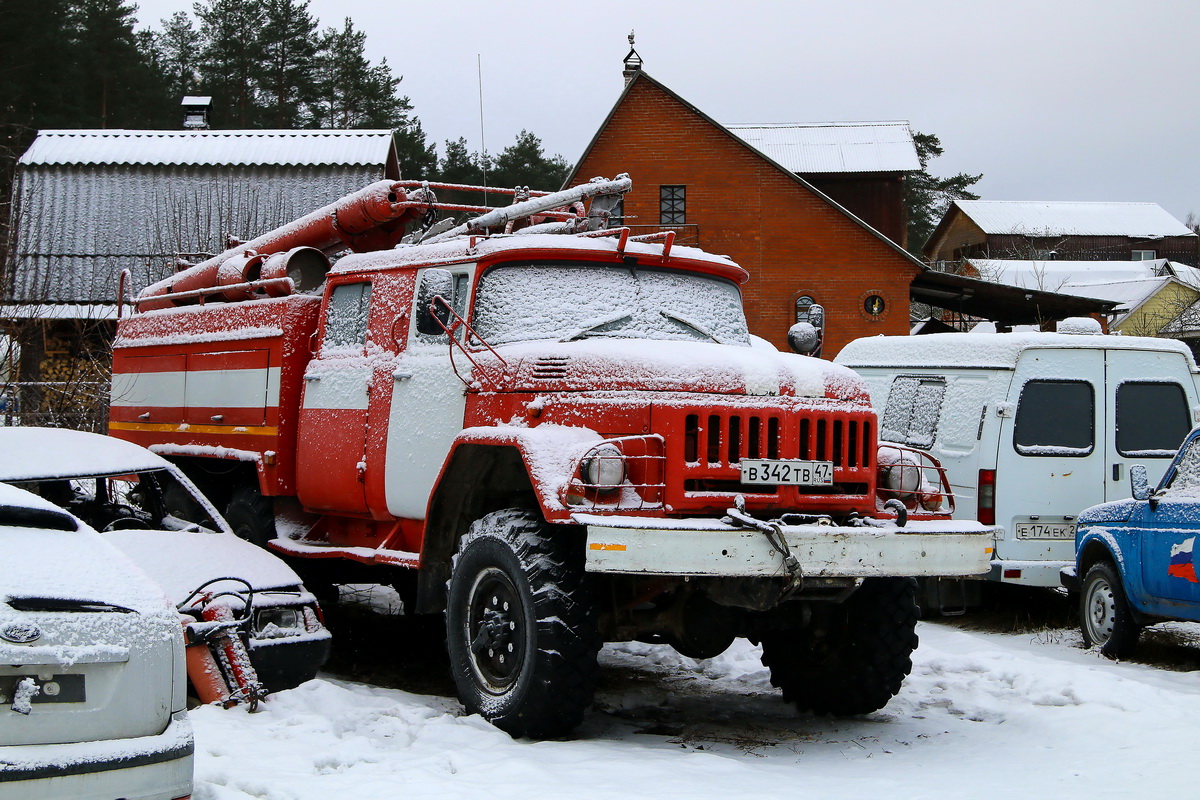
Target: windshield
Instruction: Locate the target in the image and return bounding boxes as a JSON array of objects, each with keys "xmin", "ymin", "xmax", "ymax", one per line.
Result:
[
  {"xmin": 14, "ymin": 468, "xmax": 222, "ymax": 534},
  {"xmin": 471, "ymin": 263, "xmax": 752, "ymax": 346}
]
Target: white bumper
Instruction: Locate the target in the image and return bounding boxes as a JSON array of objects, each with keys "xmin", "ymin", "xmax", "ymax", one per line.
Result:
[{"xmin": 574, "ymin": 515, "xmax": 996, "ymax": 578}]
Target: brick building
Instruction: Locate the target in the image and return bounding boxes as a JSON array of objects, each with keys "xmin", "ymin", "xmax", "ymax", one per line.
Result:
[{"xmin": 564, "ymin": 68, "xmax": 930, "ymax": 356}]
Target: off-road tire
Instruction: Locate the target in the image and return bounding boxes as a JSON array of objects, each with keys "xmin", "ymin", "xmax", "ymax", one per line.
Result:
[
  {"xmin": 1080, "ymin": 560, "xmax": 1141, "ymax": 658},
  {"xmin": 759, "ymin": 577, "xmax": 919, "ymax": 716},
  {"xmin": 225, "ymin": 486, "xmax": 276, "ymax": 548},
  {"xmin": 445, "ymin": 508, "xmax": 600, "ymax": 738}
]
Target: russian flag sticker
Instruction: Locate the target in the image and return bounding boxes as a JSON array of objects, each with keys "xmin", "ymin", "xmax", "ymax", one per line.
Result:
[{"xmin": 1168, "ymin": 536, "xmax": 1200, "ymax": 583}]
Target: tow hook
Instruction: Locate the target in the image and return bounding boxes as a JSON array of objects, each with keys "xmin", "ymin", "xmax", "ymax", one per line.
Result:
[{"xmin": 723, "ymin": 496, "xmax": 804, "ymax": 594}]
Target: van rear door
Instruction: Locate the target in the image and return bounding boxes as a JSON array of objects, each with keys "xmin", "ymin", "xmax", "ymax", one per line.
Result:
[{"xmin": 1103, "ymin": 348, "xmax": 1195, "ymax": 501}]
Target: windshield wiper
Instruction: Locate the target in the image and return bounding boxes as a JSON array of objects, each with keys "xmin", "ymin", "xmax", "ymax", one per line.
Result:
[
  {"xmin": 659, "ymin": 309, "xmax": 722, "ymax": 343},
  {"xmin": 560, "ymin": 312, "xmax": 633, "ymax": 342},
  {"xmin": 8, "ymin": 597, "xmax": 136, "ymax": 613}
]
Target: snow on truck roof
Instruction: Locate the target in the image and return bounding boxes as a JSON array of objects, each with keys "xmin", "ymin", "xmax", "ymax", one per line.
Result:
[
  {"xmin": 331, "ymin": 231, "xmax": 746, "ymax": 280},
  {"xmin": 835, "ymin": 329, "xmax": 1197, "ymax": 370}
]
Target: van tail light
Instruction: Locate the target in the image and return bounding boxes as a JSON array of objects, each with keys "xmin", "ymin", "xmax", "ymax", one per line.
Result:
[{"xmin": 978, "ymin": 469, "xmax": 996, "ymax": 525}]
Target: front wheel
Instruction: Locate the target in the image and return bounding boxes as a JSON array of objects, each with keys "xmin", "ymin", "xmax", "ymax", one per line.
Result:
[
  {"xmin": 759, "ymin": 577, "xmax": 919, "ymax": 716},
  {"xmin": 1080, "ymin": 561, "xmax": 1141, "ymax": 658},
  {"xmin": 225, "ymin": 486, "xmax": 275, "ymax": 548},
  {"xmin": 445, "ymin": 509, "xmax": 600, "ymax": 738}
]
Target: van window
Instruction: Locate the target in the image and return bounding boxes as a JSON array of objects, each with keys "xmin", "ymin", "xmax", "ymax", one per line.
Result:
[
  {"xmin": 881, "ymin": 376, "xmax": 946, "ymax": 449},
  {"xmin": 1014, "ymin": 380, "xmax": 1093, "ymax": 456},
  {"xmin": 1117, "ymin": 382, "xmax": 1190, "ymax": 457}
]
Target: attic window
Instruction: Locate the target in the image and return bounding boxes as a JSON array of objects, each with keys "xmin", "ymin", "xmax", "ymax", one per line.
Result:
[
  {"xmin": 1132, "ymin": 250, "xmax": 1157, "ymax": 261},
  {"xmin": 660, "ymin": 185, "xmax": 686, "ymax": 225}
]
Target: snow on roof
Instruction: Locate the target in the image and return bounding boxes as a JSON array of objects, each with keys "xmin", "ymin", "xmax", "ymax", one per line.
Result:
[
  {"xmin": 725, "ymin": 121, "xmax": 921, "ymax": 174},
  {"xmin": 19, "ymin": 129, "xmax": 395, "ymax": 167},
  {"xmin": 968, "ymin": 258, "xmax": 1200, "ymax": 295},
  {"xmin": 953, "ymin": 200, "xmax": 1194, "ymax": 237},
  {"xmin": 835, "ymin": 330, "xmax": 1195, "ymax": 370},
  {"xmin": 1057, "ymin": 277, "xmax": 1171, "ymax": 313}
]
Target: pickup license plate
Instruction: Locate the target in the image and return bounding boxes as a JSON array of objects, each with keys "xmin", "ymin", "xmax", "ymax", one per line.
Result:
[
  {"xmin": 1014, "ymin": 523, "xmax": 1074, "ymax": 540},
  {"xmin": 740, "ymin": 459, "xmax": 833, "ymax": 486}
]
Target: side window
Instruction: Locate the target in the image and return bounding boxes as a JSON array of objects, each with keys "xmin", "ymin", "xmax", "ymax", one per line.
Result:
[
  {"xmin": 1116, "ymin": 382, "xmax": 1191, "ymax": 457},
  {"xmin": 1013, "ymin": 380, "xmax": 1094, "ymax": 456},
  {"xmin": 881, "ymin": 376, "xmax": 946, "ymax": 449},
  {"xmin": 415, "ymin": 270, "xmax": 471, "ymax": 344},
  {"xmin": 324, "ymin": 282, "xmax": 372, "ymax": 350}
]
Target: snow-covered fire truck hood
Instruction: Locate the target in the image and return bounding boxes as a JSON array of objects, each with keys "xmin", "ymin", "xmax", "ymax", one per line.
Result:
[{"xmin": 488, "ymin": 339, "xmax": 869, "ymax": 400}]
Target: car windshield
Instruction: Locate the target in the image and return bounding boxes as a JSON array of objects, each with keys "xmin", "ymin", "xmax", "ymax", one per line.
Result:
[
  {"xmin": 13, "ymin": 468, "xmax": 222, "ymax": 534},
  {"xmin": 470, "ymin": 263, "xmax": 752, "ymax": 346},
  {"xmin": 1164, "ymin": 439, "xmax": 1200, "ymax": 497}
]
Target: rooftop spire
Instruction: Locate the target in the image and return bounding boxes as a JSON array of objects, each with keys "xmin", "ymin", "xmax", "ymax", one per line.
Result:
[{"xmin": 623, "ymin": 30, "xmax": 643, "ymax": 86}]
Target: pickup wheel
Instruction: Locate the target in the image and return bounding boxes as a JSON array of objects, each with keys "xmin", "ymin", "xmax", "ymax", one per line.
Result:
[
  {"xmin": 445, "ymin": 509, "xmax": 600, "ymax": 738},
  {"xmin": 759, "ymin": 577, "xmax": 918, "ymax": 716},
  {"xmin": 1081, "ymin": 561, "xmax": 1141, "ymax": 658},
  {"xmin": 225, "ymin": 486, "xmax": 275, "ymax": 548}
]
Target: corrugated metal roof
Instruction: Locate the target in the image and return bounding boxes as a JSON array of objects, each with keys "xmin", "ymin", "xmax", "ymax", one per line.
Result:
[
  {"xmin": 7, "ymin": 163, "xmax": 381, "ymax": 303},
  {"xmin": 954, "ymin": 200, "xmax": 1194, "ymax": 237},
  {"xmin": 1058, "ymin": 277, "xmax": 1169, "ymax": 313},
  {"xmin": 18, "ymin": 129, "xmax": 394, "ymax": 167},
  {"xmin": 725, "ymin": 121, "xmax": 921, "ymax": 174}
]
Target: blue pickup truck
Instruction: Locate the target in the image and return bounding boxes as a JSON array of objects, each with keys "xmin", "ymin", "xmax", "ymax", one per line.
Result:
[{"xmin": 1063, "ymin": 426, "xmax": 1200, "ymax": 657}]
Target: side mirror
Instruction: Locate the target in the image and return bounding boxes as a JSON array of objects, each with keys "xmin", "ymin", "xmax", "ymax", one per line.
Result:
[
  {"xmin": 788, "ymin": 303, "xmax": 824, "ymax": 357},
  {"xmin": 415, "ymin": 268, "xmax": 454, "ymax": 335},
  {"xmin": 1130, "ymin": 464, "xmax": 1150, "ymax": 502}
]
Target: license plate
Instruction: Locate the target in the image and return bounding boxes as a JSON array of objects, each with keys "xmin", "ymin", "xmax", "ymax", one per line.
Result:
[
  {"xmin": 0, "ymin": 674, "xmax": 85, "ymax": 704},
  {"xmin": 740, "ymin": 459, "xmax": 833, "ymax": 486},
  {"xmin": 1014, "ymin": 522, "xmax": 1074, "ymax": 540}
]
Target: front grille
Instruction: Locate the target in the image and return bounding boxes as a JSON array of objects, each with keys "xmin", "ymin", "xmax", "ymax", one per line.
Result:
[{"xmin": 658, "ymin": 403, "xmax": 875, "ymax": 513}]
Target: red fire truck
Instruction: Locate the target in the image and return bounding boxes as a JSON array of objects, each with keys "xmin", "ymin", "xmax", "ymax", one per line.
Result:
[{"xmin": 109, "ymin": 175, "xmax": 993, "ymax": 736}]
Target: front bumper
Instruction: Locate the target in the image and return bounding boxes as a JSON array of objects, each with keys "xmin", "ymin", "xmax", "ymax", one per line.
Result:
[
  {"xmin": 574, "ymin": 514, "xmax": 995, "ymax": 578},
  {"xmin": 0, "ymin": 711, "xmax": 193, "ymax": 800},
  {"xmin": 249, "ymin": 631, "xmax": 333, "ymax": 693}
]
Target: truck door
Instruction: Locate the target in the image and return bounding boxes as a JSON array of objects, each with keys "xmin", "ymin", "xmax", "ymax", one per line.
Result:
[
  {"xmin": 1103, "ymin": 348, "xmax": 1194, "ymax": 502},
  {"xmin": 296, "ymin": 280, "xmax": 373, "ymax": 513},
  {"xmin": 384, "ymin": 268, "xmax": 474, "ymax": 520},
  {"xmin": 995, "ymin": 350, "xmax": 1105, "ymax": 580}
]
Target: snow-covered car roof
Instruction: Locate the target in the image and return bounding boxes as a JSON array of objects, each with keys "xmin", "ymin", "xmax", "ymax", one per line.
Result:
[
  {"xmin": 0, "ymin": 482, "xmax": 172, "ymax": 614},
  {"xmin": 0, "ymin": 426, "xmax": 169, "ymax": 481}
]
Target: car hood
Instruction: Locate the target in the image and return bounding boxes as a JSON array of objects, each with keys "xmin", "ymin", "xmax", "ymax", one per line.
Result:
[
  {"xmin": 103, "ymin": 529, "xmax": 304, "ymax": 602},
  {"xmin": 1078, "ymin": 498, "xmax": 1140, "ymax": 526}
]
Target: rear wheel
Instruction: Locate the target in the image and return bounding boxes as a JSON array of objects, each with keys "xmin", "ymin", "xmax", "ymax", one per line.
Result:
[
  {"xmin": 759, "ymin": 577, "xmax": 919, "ymax": 716},
  {"xmin": 1080, "ymin": 561, "xmax": 1141, "ymax": 658},
  {"xmin": 445, "ymin": 509, "xmax": 600, "ymax": 738},
  {"xmin": 225, "ymin": 486, "xmax": 275, "ymax": 548}
]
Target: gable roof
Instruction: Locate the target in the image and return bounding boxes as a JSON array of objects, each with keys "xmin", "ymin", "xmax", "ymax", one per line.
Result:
[
  {"xmin": 725, "ymin": 121, "xmax": 921, "ymax": 174},
  {"xmin": 563, "ymin": 70, "xmax": 926, "ymax": 271},
  {"xmin": 19, "ymin": 129, "xmax": 396, "ymax": 168},
  {"xmin": 950, "ymin": 200, "xmax": 1193, "ymax": 238},
  {"xmin": 967, "ymin": 258, "xmax": 1200, "ymax": 293}
]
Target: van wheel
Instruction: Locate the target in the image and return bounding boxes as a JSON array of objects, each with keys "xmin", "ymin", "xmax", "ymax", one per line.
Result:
[
  {"xmin": 1081, "ymin": 561, "xmax": 1141, "ymax": 658},
  {"xmin": 759, "ymin": 577, "xmax": 918, "ymax": 715},
  {"xmin": 445, "ymin": 509, "xmax": 600, "ymax": 738},
  {"xmin": 225, "ymin": 486, "xmax": 275, "ymax": 548}
]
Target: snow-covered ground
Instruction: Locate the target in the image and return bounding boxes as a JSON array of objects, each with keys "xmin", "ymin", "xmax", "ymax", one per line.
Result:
[{"xmin": 189, "ymin": 620, "xmax": 1200, "ymax": 799}]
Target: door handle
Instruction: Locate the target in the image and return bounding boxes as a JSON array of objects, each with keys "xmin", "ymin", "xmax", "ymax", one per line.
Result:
[
  {"xmin": 393, "ymin": 371, "xmax": 413, "ymax": 381},
  {"xmin": 1112, "ymin": 463, "xmax": 1122, "ymax": 482},
  {"xmin": 304, "ymin": 374, "xmax": 321, "ymax": 382}
]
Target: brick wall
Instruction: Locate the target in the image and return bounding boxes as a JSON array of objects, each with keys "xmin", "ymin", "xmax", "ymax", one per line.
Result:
[{"xmin": 571, "ymin": 75, "xmax": 921, "ymax": 356}]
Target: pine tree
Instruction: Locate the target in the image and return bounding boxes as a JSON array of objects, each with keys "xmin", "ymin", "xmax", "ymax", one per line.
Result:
[
  {"xmin": 310, "ymin": 18, "xmax": 409, "ymax": 129},
  {"xmin": 72, "ymin": 0, "xmax": 166, "ymax": 127},
  {"xmin": 904, "ymin": 131, "xmax": 982, "ymax": 258},
  {"xmin": 152, "ymin": 11, "xmax": 202, "ymax": 104},
  {"xmin": 393, "ymin": 119, "xmax": 437, "ymax": 180},
  {"xmin": 490, "ymin": 130, "xmax": 570, "ymax": 192},
  {"xmin": 260, "ymin": 0, "xmax": 318, "ymax": 128},
  {"xmin": 195, "ymin": 0, "xmax": 267, "ymax": 128}
]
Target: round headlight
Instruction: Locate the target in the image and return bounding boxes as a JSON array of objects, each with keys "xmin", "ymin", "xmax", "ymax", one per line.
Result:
[{"xmin": 582, "ymin": 444, "xmax": 625, "ymax": 491}]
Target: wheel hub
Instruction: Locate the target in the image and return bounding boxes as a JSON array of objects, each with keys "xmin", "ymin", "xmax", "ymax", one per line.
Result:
[{"xmin": 466, "ymin": 569, "xmax": 524, "ymax": 691}]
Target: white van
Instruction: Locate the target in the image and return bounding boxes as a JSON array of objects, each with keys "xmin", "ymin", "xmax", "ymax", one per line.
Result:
[{"xmin": 835, "ymin": 321, "xmax": 1200, "ymax": 599}]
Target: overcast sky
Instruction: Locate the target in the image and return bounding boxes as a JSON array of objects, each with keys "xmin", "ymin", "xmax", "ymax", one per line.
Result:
[{"xmin": 134, "ymin": 0, "xmax": 1200, "ymax": 222}]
